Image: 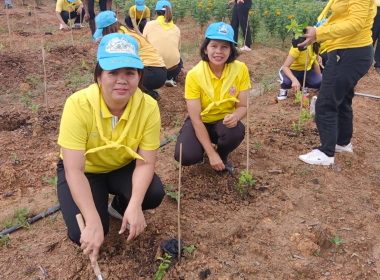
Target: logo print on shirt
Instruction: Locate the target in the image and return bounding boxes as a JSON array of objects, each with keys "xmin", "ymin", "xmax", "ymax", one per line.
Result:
[
  {"xmin": 105, "ymin": 37, "xmax": 137, "ymax": 55},
  {"xmin": 218, "ymin": 25, "xmax": 229, "ymax": 35},
  {"xmin": 90, "ymin": 132, "xmax": 100, "ymax": 138},
  {"xmin": 228, "ymin": 84, "xmax": 237, "ymax": 96}
]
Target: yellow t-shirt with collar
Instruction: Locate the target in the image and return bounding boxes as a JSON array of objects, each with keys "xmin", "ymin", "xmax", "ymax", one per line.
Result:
[
  {"xmin": 58, "ymin": 84, "xmax": 161, "ymax": 173},
  {"xmin": 118, "ymin": 26, "xmax": 165, "ymax": 68},
  {"xmin": 289, "ymin": 45, "xmax": 317, "ymax": 71},
  {"xmin": 129, "ymin": 5, "xmax": 150, "ymax": 20},
  {"xmin": 185, "ymin": 60, "xmax": 251, "ymax": 123},
  {"xmin": 316, "ymin": 0, "xmax": 376, "ymax": 52},
  {"xmin": 55, "ymin": 0, "xmax": 82, "ymax": 13}
]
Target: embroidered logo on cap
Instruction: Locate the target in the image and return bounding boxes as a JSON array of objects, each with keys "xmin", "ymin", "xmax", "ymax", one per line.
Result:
[
  {"xmin": 105, "ymin": 37, "xmax": 137, "ymax": 55},
  {"xmin": 218, "ymin": 24, "xmax": 229, "ymax": 35},
  {"xmin": 138, "ymin": 1, "xmax": 143, "ymax": 5}
]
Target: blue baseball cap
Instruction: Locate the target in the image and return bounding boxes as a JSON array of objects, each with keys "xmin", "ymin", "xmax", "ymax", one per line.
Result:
[
  {"xmin": 67, "ymin": 0, "xmax": 75, "ymax": 3},
  {"xmin": 205, "ymin": 22, "xmax": 236, "ymax": 44},
  {"xmin": 93, "ymin": 11, "xmax": 118, "ymax": 39},
  {"xmin": 135, "ymin": 0, "xmax": 145, "ymax": 11},
  {"xmin": 97, "ymin": 33, "xmax": 144, "ymax": 71},
  {"xmin": 155, "ymin": 0, "xmax": 172, "ymax": 11}
]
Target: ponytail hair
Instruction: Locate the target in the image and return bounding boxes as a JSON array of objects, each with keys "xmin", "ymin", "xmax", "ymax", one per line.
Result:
[{"xmin": 156, "ymin": 5, "xmax": 173, "ymax": 22}]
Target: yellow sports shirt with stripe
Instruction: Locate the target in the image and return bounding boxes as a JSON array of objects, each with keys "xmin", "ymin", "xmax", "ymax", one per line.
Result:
[
  {"xmin": 289, "ymin": 45, "xmax": 317, "ymax": 71},
  {"xmin": 185, "ymin": 60, "xmax": 251, "ymax": 124},
  {"xmin": 55, "ymin": 0, "xmax": 82, "ymax": 13},
  {"xmin": 316, "ymin": 0, "xmax": 376, "ymax": 52},
  {"xmin": 58, "ymin": 84, "xmax": 161, "ymax": 173},
  {"xmin": 118, "ymin": 26, "xmax": 165, "ymax": 68},
  {"xmin": 129, "ymin": 5, "xmax": 150, "ymax": 20}
]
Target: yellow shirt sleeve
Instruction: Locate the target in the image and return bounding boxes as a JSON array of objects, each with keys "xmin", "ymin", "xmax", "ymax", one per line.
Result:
[
  {"xmin": 289, "ymin": 47, "xmax": 300, "ymax": 59},
  {"xmin": 129, "ymin": 6, "xmax": 136, "ymax": 18},
  {"xmin": 139, "ymin": 104, "xmax": 161, "ymax": 150},
  {"xmin": 56, "ymin": 0, "xmax": 63, "ymax": 12},
  {"xmin": 58, "ymin": 97, "xmax": 88, "ymax": 150},
  {"xmin": 184, "ymin": 71, "xmax": 201, "ymax": 99},
  {"xmin": 316, "ymin": 0, "xmax": 374, "ymax": 41},
  {"xmin": 145, "ymin": 7, "xmax": 150, "ymax": 18},
  {"xmin": 239, "ymin": 64, "xmax": 251, "ymax": 91}
]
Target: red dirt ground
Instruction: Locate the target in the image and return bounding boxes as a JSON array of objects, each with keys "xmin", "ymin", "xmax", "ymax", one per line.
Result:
[{"xmin": 1, "ymin": 2, "xmax": 380, "ymax": 280}]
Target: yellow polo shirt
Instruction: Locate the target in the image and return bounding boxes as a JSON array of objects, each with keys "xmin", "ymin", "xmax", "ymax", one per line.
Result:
[
  {"xmin": 56, "ymin": 0, "xmax": 82, "ymax": 13},
  {"xmin": 118, "ymin": 26, "xmax": 165, "ymax": 67},
  {"xmin": 58, "ymin": 84, "xmax": 161, "ymax": 173},
  {"xmin": 316, "ymin": 0, "xmax": 376, "ymax": 52},
  {"xmin": 185, "ymin": 60, "xmax": 251, "ymax": 123},
  {"xmin": 289, "ymin": 45, "xmax": 317, "ymax": 71},
  {"xmin": 143, "ymin": 19, "xmax": 181, "ymax": 69},
  {"xmin": 129, "ymin": 5, "xmax": 150, "ymax": 20}
]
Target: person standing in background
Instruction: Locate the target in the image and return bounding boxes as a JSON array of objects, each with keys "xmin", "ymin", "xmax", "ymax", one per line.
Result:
[
  {"xmin": 372, "ymin": 0, "xmax": 380, "ymax": 72},
  {"xmin": 84, "ymin": 0, "xmax": 112, "ymax": 35},
  {"xmin": 228, "ymin": 0, "xmax": 252, "ymax": 51}
]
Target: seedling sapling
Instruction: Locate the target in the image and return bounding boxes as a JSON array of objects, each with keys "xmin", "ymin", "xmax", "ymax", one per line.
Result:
[
  {"xmin": 0, "ymin": 234, "xmax": 11, "ymax": 247},
  {"xmin": 183, "ymin": 245, "xmax": 196, "ymax": 254},
  {"xmin": 286, "ymin": 19, "xmax": 309, "ymax": 51},
  {"xmin": 154, "ymin": 253, "xmax": 172, "ymax": 280},
  {"xmin": 234, "ymin": 169, "xmax": 256, "ymax": 198},
  {"xmin": 82, "ymin": 60, "xmax": 89, "ymax": 71},
  {"xmin": 165, "ymin": 185, "xmax": 182, "ymax": 201},
  {"xmin": 329, "ymin": 234, "xmax": 345, "ymax": 247}
]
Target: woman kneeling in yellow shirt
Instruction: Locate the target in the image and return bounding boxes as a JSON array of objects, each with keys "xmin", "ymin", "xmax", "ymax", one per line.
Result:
[
  {"xmin": 174, "ymin": 22, "xmax": 251, "ymax": 173},
  {"xmin": 57, "ymin": 33, "xmax": 164, "ymax": 267}
]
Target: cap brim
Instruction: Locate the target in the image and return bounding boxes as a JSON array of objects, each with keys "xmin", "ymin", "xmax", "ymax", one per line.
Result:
[
  {"xmin": 93, "ymin": 28, "xmax": 103, "ymax": 39},
  {"xmin": 99, "ymin": 56, "xmax": 144, "ymax": 71},
  {"xmin": 136, "ymin": 5, "xmax": 145, "ymax": 11},
  {"xmin": 206, "ymin": 35, "xmax": 237, "ymax": 45}
]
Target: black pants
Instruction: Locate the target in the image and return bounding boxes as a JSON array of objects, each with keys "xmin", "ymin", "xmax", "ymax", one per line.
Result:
[
  {"xmin": 372, "ymin": 7, "xmax": 380, "ymax": 68},
  {"xmin": 87, "ymin": 0, "xmax": 107, "ymax": 20},
  {"xmin": 56, "ymin": 159, "xmax": 165, "ymax": 245},
  {"xmin": 320, "ymin": 51, "xmax": 328, "ymax": 73},
  {"xmin": 125, "ymin": 15, "xmax": 147, "ymax": 33},
  {"xmin": 174, "ymin": 116, "xmax": 245, "ymax": 166},
  {"xmin": 61, "ymin": 9, "xmax": 85, "ymax": 24},
  {"xmin": 231, "ymin": 0, "xmax": 252, "ymax": 47},
  {"xmin": 143, "ymin": 66, "xmax": 167, "ymax": 91},
  {"xmin": 315, "ymin": 45, "xmax": 373, "ymax": 157},
  {"xmin": 167, "ymin": 58, "xmax": 183, "ymax": 81}
]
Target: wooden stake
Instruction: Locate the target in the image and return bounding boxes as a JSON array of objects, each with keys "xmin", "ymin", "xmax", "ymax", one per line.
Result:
[
  {"xmin": 5, "ymin": 3, "xmax": 11, "ymax": 36},
  {"xmin": 68, "ymin": 10, "xmax": 74, "ymax": 47},
  {"xmin": 243, "ymin": 13, "xmax": 250, "ymax": 48},
  {"xmin": 177, "ymin": 143, "xmax": 182, "ymax": 263},
  {"xmin": 300, "ymin": 47, "xmax": 309, "ymax": 117},
  {"xmin": 34, "ymin": 2, "xmax": 39, "ymax": 32},
  {"xmin": 116, "ymin": 5, "xmax": 119, "ymax": 20},
  {"xmin": 246, "ymin": 90, "xmax": 249, "ymax": 172},
  {"xmin": 41, "ymin": 39, "xmax": 48, "ymax": 114}
]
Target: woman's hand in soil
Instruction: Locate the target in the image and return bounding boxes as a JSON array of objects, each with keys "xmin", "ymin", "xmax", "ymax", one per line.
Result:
[
  {"xmin": 62, "ymin": 23, "xmax": 70, "ymax": 30},
  {"xmin": 120, "ymin": 204, "xmax": 146, "ymax": 242},
  {"xmin": 298, "ymin": 26, "xmax": 316, "ymax": 48},
  {"xmin": 80, "ymin": 222, "xmax": 104, "ymax": 267},
  {"xmin": 208, "ymin": 152, "xmax": 225, "ymax": 171},
  {"xmin": 292, "ymin": 80, "xmax": 301, "ymax": 93},
  {"xmin": 223, "ymin": 114, "xmax": 238, "ymax": 128}
]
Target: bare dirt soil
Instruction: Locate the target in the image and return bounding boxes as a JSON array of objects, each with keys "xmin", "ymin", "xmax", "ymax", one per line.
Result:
[{"xmin": 1, "ymin": 2, "xmax": 380, "ymax": 280}]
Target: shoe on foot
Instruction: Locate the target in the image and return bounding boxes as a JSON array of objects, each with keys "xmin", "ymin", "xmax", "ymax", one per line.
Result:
[
  {"xmin": 299, "ymin": 149, "xmax": 334, "ymax": 165},
  {"xmin": 146, "ymin": 90, "xmax": 162, "ymax": 101},
  {"xmin": 165, "ymin": 79, "xmax": 177, "ymax": 87},
  {"xmin": 303, "ymin": 87, "xmax": 310, "ymax": 97},
  {"xmin": 335, "ymin": 143, "xmax": 353, "ymax": 153},
  {"xmin": 216, "ymin": 160, "xmax": 234, "ymax": 176},
  {"xmin": 108, "ymin": 197, "xmax": 131, "ymax": 229},
  {"xmin": 277, "ymin": 89, "xmax": 288, "ymax": 101},
  {"xmin": 240, "ymin": 45, "xmax": 252, "ymax": 51}
]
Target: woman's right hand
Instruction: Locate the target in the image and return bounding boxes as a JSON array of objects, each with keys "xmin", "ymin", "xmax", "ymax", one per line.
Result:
[
  {"xmin": 84, "ymin": 12, "xmax": 90, "ymax": 22},
  {"xmin": 208, "ymin": 152, "xmax": 225, "ymax": 171},
  {"xmin": 80, "ymin": 222, "xmax": 104, "ymax": 267},
  {"xmin": 292, "ymin": 80, "xmax": 301, "ymax": 93}
]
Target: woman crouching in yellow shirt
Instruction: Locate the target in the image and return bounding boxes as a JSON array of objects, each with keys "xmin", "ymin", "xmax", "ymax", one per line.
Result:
[
  {"xmin": 174, "ymin": 22, "xmax": 251, "ymax": 173},
  {"xmin": 57, "ymin": 33, "xmax": 164, "ymax": 267}
]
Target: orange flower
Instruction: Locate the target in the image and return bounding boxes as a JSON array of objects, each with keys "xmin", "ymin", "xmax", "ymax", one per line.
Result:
[
  {"xmin": 248, "ymin": 11, "xmax": 252, "ymax": 15},
  {"xmin": 208, "ymin": 2, "xmax": 213, "ymax": 6},
  {"xmin": 206, "ymin": 7, "xmax": 210, "ymax": 10},
  {"xmin": 253, "ymin": 10, "xmax": 257, "ymax": 14},
  {"xmin": 277, "ymin": 11, "xmax": 281, "ymax": 15},
  {"xmin": 305, "ymin": 8, "xmax": 309, "ymax": 12},
  {"xmin": 264, "ymin": 10, "xmax": 268, "ymax": 14},
  {"xmin": 178, "ymin": 5, "xmax": 180, "ymax": 7},
  {"xmin": 288, "ymin": 15, "xmax": 294, "ymax": 19}
]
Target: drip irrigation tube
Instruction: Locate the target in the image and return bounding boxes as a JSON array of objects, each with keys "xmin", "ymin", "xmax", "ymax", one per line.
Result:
[
  {"xmin": 354, "ymin": 92, "xmax": 380, "ymax": 99},
  {"xmin": 0, "ymin": 135, "xmax": 178, "ymax": 236}
]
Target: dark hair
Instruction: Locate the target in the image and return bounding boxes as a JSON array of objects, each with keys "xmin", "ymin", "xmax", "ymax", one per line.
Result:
[
  {"xmin": 200, "ymin": 38, "xmax": 239, "ymax": 64},
  {"xmin": 102, "ymin": 21, "xmax": 123, "ymax": 37},
  {"xmin": 313, "ymin": 42, "xmax": 320, "ymax": 55},
  {"xmin": 155, "ymin": 6, "xmax": 173, "ymax": 22},
  {"xmin": 94, "ymin": 62, "xmax": 146, "ymax": 92}
]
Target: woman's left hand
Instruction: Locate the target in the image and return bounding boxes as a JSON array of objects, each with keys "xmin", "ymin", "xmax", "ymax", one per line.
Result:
[
  {"xmin": 119, "ymin": 204, "xmax": 146, "ymax": 242},
  {"xmin": 223, "ymin": 114, "xmax": 239, "ymax": 128},
  {"xmin": 298, "ymin": 26, "xmax": 317, "ymax": 48}
]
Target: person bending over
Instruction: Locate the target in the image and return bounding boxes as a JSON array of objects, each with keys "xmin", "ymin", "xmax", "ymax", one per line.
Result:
[
  {"xmin": 56, "ymin": 0, "xmax": 84, "ymax": 30},
  {"xmin": 125, "ymin": 0, "xmax": 151, "ymax": 36}
]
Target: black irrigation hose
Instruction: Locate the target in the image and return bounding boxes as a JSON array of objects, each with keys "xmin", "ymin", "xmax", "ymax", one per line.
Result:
[{"xmin": 0, "ymin": 136, "xmax": 178, "ymax": 236}]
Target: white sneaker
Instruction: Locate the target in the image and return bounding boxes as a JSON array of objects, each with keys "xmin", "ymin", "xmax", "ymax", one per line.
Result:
[
  {"xmin": 303, "ymin": 87, "xmax": 310, "ymax": 97},
  {"xmin": 277, "ymin": 89, "xmax": 288, "ymax": 101},
  {"xmin": 108, "ymin": 202, "xmax": 123, "ymax": 220},
  {"xmin": 165, "ymin": 79, "xmax": 177, "ymax": 87},
  {"xmin": 335, "ymin": 143, "xmax": 353, "ymax": 153},
  {"xmin": 299, "ymin": 149, "xmax": 334, "ymax": 165}
]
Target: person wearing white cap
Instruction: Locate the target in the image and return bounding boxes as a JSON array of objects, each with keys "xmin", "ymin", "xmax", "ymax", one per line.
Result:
[
  {"xmin": 143, "ymin": 0, "xmax": 182, "ymax": 87},
  {"xmin": 55, "ymin": 0, "xmax": 84, "ymax": 30},
  {"xmin": 57, "ymin": 33, "xmax": 164, "ymax": 267},
  {"xmin": 125, "ymin": 0, "xmax": 150, "ymax": 36}
]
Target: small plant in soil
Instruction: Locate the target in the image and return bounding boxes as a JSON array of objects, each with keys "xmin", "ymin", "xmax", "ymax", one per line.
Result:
[
  {"xmin": 330, "ymin": 234, "xmax": 345, "ymax": 247},
  {"xmin": 254, "ymin": 141, "xmax": 262, "ymax": 149},
  {"xmin": 165, "ymin": 185, "xmax": 182, "ymax": 202},
  {"xmin": 29, "ymin": 104, "xmax": 40, "ymax": 111},
  {"xmin": 154, "ymin": 253, "xmax": 172, "ymax": 280},
  {"xmin": 0, "ymin": 44, "xmax": 4, "ymax": 52},
  {"xmin": 10, "ymin": 153, "xmax": 20, "ymax": 165},
  {"xmin": 183, "ymin": 244, "xmax": 196, "ymax": 254},
  {"xmin": 314, "ymin": 189, "xmax": 322, "ymax": 195},
  {"xmin": 0, "ymin": 234, "xmax": 11, "ymax": 247},
  {"xmin": 41, "ymin": 175, "xmax": 58, "ymax": 185},
  {"xmin": 81, "ymin": 60, "xmax": 89, "ymax": 71},
  {"xmin": 234, "ymin": 170, "xmax": 256, "ymax": 198},
  {"xmin": 173, "ymin": 115, "xmax": 181, "ymax": 129},
  {"xmin": 292, "ymin": 91, "xmax": 312, "ymax": 135},
  {"xmin": 14, "ymin": 207, "xmax": 31, "ymax": 229},
  {"xmin": 164, "ymin": 133, "xmax": 169, "ymax": 139}
]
